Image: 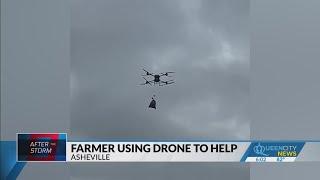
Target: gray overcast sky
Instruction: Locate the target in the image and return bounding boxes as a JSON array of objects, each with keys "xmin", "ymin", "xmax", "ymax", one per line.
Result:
[
  {"xmin": 70, "ymin": 0, "xmax": 249, "ymax": 179},
  {"xmin": 71, "ymin": 0, "xmax": 249, "ymax": 140}
]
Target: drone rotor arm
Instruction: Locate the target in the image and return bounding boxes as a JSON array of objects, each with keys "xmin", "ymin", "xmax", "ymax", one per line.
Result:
[
  {"xmin": 159, "ymin": 80, "xmax": 174, "ymax": 86},
  {"xmin": 141, "ymin": 77, "xmax": 153, "ymax": 86},
  {"xmin": 160, "ymin": 72, "xmax": 175, "ymax": 77},
  {"xmin": 142, "ymin": 68, "xmax": 154, "ymax": 76}
]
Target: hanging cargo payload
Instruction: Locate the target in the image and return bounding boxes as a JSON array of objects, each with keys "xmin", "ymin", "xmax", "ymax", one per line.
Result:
[{"xmin": 149, "ymin": 97, "xmax": 156, "ymax": 109}]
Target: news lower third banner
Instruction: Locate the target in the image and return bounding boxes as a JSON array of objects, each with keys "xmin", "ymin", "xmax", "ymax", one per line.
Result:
[{"xmin": 15, "ymin": 133, "xmax": 320, "ymax": 163}]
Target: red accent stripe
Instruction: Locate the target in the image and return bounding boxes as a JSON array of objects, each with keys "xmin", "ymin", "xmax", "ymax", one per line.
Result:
[{"xmin": 27, "ymin": 134, "xmax": 59, "ymax": 161}]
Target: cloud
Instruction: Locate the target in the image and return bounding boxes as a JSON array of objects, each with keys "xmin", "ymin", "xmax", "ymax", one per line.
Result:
[
  {"xmin": 70, "ymin": 0, "xmax": 249, "ymax": 179},
  {"xmin": 71, "ymin": 0, "xmax": 249, "ymax": 140}
]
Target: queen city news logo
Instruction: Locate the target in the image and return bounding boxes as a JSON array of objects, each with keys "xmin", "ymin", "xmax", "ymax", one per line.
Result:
[
  {"xmin": 248, "ymin": 142, "xmax": 305, "ymax": 158},
  {"xmin": 17, "ymin": 133, "xmax": 66, "ymax": 161}
]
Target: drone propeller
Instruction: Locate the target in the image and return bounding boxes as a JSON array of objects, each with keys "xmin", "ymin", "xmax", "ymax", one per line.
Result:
[
  {"xmin": 142, "ymin": 68, "xmax": 154, "ymax": 76},
  {"xmin": 159, "ymin": 80, "xmax": 174, "ymax": 86},
  {"xmin": 160, "ymin": 72, "xmax": 175, "ymax": 77},
  {"xmin": 140, "ymin": 77, "xmax": 152, "ymax": 86}
]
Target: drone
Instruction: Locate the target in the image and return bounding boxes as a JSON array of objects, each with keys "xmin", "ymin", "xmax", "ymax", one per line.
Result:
[{"xmin": 140, "ymin": 69, "xmax": 175, "ymax": 86}]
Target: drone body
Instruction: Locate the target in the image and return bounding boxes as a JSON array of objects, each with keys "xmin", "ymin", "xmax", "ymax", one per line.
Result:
[
  {"xmin": 154, "ymin": 75, "xmax": 160, "ymax": 83},
  {"xmin": 140, "ymin": 69, "xmax": 174, "ymax": 86}
]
